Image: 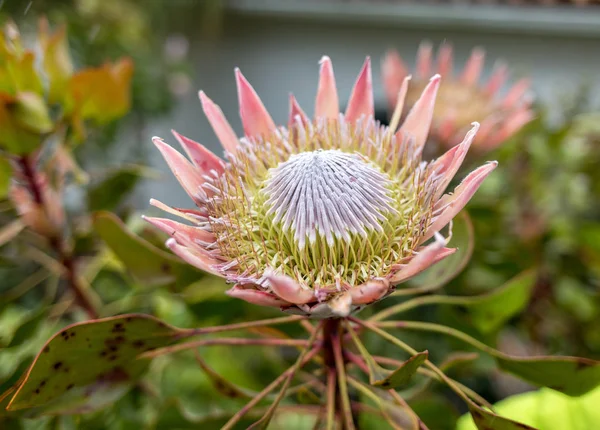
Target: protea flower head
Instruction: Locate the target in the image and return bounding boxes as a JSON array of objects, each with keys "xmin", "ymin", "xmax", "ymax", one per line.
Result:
[
  {"xmin": 145, "ymin": 56, "xmax": 497, "ymax": 318},
  {"xmin": 383, "ymin": 42, "xmax": 534, "ymax": 153}
]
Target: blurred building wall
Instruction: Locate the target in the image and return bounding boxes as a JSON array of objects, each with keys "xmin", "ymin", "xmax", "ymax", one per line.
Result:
[{"xmin": 141, "ymin": 7, "xmax": 600, "ymax": 209}]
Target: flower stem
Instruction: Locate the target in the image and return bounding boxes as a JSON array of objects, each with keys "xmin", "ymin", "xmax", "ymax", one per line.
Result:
[
  {"xmin": 322, "ymin": 318, "xmax": 356, "ymax": 430},
  {"xmin": 176, "ymin": 315, "xmax": 305, "ymax": 338}
]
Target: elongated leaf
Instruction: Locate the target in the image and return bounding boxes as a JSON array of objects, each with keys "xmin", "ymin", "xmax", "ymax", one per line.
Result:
[
  {"xmin": 92, "ymin": 211, "xmax": 206, "ymax": 288},
  {"xmin": 193, "ymin": 351, "xmax": 253, "ymax": 399},
  {"xmin": 6, "ymin": 314, "xmax": 180, "ymax": 413},
  {"xmin": 496, "ymin": 355, "xmax": 600, "ymax": 397},
  {"xmin": 468, "ymin": 404, "xmax": 537, "ymax": 430},
  {"xmin": 458, "ymin": 270, "xmax": 536, "ymax": 333},
  {"xmin": 373, "ymin": 351, "xmax": 428, "ymax": 389},
  {"xmin": 347, "ymin": 324, "xmax": 390, "ymax": 383}
]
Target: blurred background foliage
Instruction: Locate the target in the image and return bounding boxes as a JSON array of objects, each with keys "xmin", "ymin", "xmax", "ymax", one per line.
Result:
[{"xmin": 0, "ymin": 1, "xmax": 599, "ymax": 429}]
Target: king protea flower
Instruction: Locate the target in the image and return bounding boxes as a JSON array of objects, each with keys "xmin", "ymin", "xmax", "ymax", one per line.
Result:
[
  {"xmin": 145, "ymin": 57, "xmax": 497, "ymax": 318},
  {"xmin": 383, "ymin": 43, "xmax": 533, "ymax": 153}
]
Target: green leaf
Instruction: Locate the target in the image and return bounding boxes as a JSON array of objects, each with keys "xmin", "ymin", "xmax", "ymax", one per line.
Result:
[
  {"xmin": 87, "ymin": 165, "xmax": 158, "ymax": 212},
  {"xmin": 39, "ymin": 20, "xmax": 73, "ymax": 105},
  {"xmin": 6, "ymin": 314, "xmax": 180, "ymax": 413},
  {"xmin": 467, "ymin": 404, "xmax": 537, "ymax": 430},
  {"xmin": 459, "ymin": 270, "xmax": 536, "ymax": 334},
  {"xmin": 193, "ymin": 351, "xmax": 254, "ymax": 399},
  {"xmin": 92, "ymin": 211, "xmax": 208, "ymax": 288},
  {"xmin": 496, "ymin": 355, "xmax": 600, "ymax": 397},
  {"xmin": 373, "ymin": 351, "xmax": 428, "ymax": 389},
  {"xmin": 457, "ymin": 387, "xmax": 600, "ymax": 430},
  {"xmin": 0, "ymin": 156, "xmax": 12, "ymax": 199},
  {"xmin": 10, "ymin": 92, "xmax": 53, "ymax": 134},
  {"xmin": 406, "ymin": 211, "xmax": 474, "ymax": 293}
]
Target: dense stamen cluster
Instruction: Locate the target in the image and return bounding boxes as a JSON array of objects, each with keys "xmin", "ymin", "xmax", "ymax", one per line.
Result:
[
  {"xmin": 148, "ymin": 57, "xmax": 497, "ymax": 317},
  {"xmin": 206, "ymin": 118, "xmax": 434, "ymax": 287}
]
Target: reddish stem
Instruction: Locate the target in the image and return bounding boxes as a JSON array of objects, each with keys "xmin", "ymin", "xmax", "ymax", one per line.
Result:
[{"xmin": 18, "ymin": 155, "xmax": 98, "ymax": 319}]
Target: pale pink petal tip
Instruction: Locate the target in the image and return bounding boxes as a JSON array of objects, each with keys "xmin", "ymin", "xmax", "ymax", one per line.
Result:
[
  {"xmin": 152, "ymin": 137, "xmax": 205, "ymax": 201},
  {"xmin": 288, "ymin": 94, "xmax": 309, "ymax": 127},
  {"xmin": 345, "ymin": 56, "xmax": 374, "ymax": 123},
  {"xmin": 424, "ymin": 160, "xmax": 498, "ymax": 242},
  {"xmin": 461, "ymin": 48, "xmax": 485, "ymax": 85},
  {"xmin": 350, "ymin": 279, "xmax": 389, "ymax": 305},
  {"xmin": 416, "ymin": 41, "xmax": 433, "ymax": 78},
  {"xmin": 235, "ymin": 68, "xmax": 276, "ymax": 138},
  {"xmin": 390, "ymin": 239, "xmax": 456, "ymax": 285},
  {"xmin": 437, "ymin": 43, "xmax": 453, "ymax": 76},
  {"xmin": 143, "ymin": 215, "xmax": 213, "ymax": 244},
  {"xmin": 198, "ymin": 91, "xmax": 239, "ymax": 154},
  {"xmin": 226, "ymin": 286, "xmax": 290, "ymax": 308},
  {"xmin": 171, "ymin": 129, "xmax": 224, "ymax": 175},
  {"xmin": 315, "ymin": 55, "xmax": 339, "ymax": 120},
  {"xmin": 400, "ymin": 74, "xmax": 441, "ymax": 152},
  {"xmin": 265, "ymin": 271, "xmax": 314, "ymax": 304},
  {"xmin": 165, "ymin": 238, "xmax": 222, "ymax": 277}
]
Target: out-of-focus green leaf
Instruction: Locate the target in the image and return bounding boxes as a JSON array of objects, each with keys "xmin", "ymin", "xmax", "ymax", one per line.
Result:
[
  {"xmin": 457, "ymin": 386, "xmax": 600, "ymax": 430},
  {"xmin": 496, "ymin": 355, "xmax": 600, "ymax": 397},
  {"xmin": 87, "ymin": 165, "xmax": 157, "ymax": 212},
  {"xmin": 193, "ymin": 351, "xmax": 254, "ymax": 399},
  {"xmin": 0, "ymin": 98, "xmax": 41, "ymax": 154},
  {"xmin": 467, "ymin": 404, "xmax": 536, "ymax": 430},
  {"xmin": 92, "ymin": 211, "xmax": 206, "ymax": 288},
  {"xmin": 67, "ymin": 58, "xmax": 133, "ymax": 124},
  {"xmin": 405, "ymin": 211, "xmax": 474, "ymax": 293},
  {"xmin": 39, "ymin": 19, "xmax": 73, "ymax": 105},
  {"xmin": 458, "ymin": 270, "xmax": 536, "ymax": 334},
  {"xmin": 10, "ymin": 92, "xmax": 53, "ymax": 134},
  {"xmin": 373, "ymin": 351, "xmax": 428, "ymax": 389},
  {"xmin": 6, "ymin": 314, "xmax": 180, "ymax": 414},
  {"xmin": 0, "ymin": 157, "xmax": 13, "ymax": 199}
]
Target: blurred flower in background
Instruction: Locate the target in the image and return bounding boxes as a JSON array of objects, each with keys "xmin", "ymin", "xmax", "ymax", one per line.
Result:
[{"xmin": 382, "ymin": 43, "xmax": 534, "ymax": 154}]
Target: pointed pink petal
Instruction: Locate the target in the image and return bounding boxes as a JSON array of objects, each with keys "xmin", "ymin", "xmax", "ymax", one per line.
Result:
[
  {"xmin": 423, "ymin": 161, "xmax": 498, "ymax": 242},
  {"xmin": 149, "ymin": 198, "xmax": 201, "ymax": 224},
  {"xmin": 400, "ymin": 74, "xmax": 441, "ymax": 153},
  {"xmin": 350, "ymin": 279, "xmax": 389, "ymax": 305},
  {"xmin": 199, "ymin": 91, "xmax": 239, "ymax": 154},
  {"xmin": 171, "ymin": 129, "xmax": 225, "ymax": 175},
  {"xmin": 432, "ymin": 122, "xmax": 479, "ymax": 200},
  {"xmin": 153, "ymin": 137, "xmax": 205, "ymax": 202},
  {"xmin": 485, "ymin": 62, "xmax": 508, "ymax": 95},
  {"xmin": 388, "ymin": 75, "xmax": 411, "ymax": 132},
  {"xmin": 314, "ymin": 56, "xmax": 339, "ymax": 120},
  {"xmin": 503, "ymin": 78, "xmax": 530, "ymax": 107},
  {"xmin": 143, "ymin": 216, "xmax": 214, "ymax": 245},
  {"xmin": 266, "ymin": 271, "xmax": 314, "ymax": 304},
  {"xmin": 390, "ymin": 238, "xmax": 456, "ymax": 284},
  {"xmin": 487, "ymin": 109, "xmax": 534, "ymax": 151},
  {"xmin": 437, "ymin": 43, "xmax": 453, "ymax": 77},
  {"xmin": 461, "ymin": 48, "xmax": 485, "ymax": 85},
  {"xmin": 166, "ymin": 238, "xmax": 223, "ymax": 277},
  {"xmin": 416, "ymin": 41, "xmax": 433, "ymax": 78},
  {"xmin": 436, "ymin": 111, "xmax": 459, "ymax": 144},
  {"xmin": 226, "ymin": 285, "xmax": 290, "ymax": 307},
  {"xmin": 345, "ymin": 57, "xmax": 374, "ymax": 123},
  {"xmin": 382, "ymin": 50, "xmax": 409, "ymax": 109},
  {"xmin": 234, "ymin": 69, "xmax": 276, "ymax": 138},
  {"xmin": 288, "ymin": 94, "xmax": 309, "ymax": 128}
]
